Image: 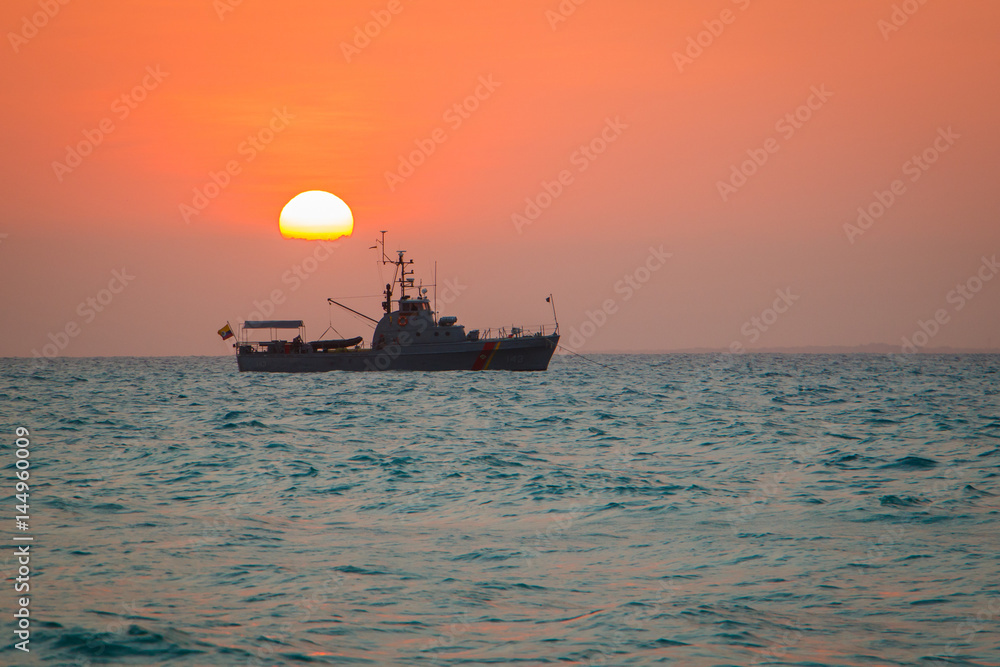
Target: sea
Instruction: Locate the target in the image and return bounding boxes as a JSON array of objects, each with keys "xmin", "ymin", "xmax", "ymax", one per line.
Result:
[{"xmin": 0, "ymin": 354, "xmax": 998, "ymax": 667}]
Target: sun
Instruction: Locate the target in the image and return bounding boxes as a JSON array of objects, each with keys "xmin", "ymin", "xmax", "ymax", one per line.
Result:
[{"xmin": 279, "ymin": 191, "xmax": 354, "ymax": 240}]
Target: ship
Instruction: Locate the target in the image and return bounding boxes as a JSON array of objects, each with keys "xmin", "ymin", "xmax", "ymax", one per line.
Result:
[{"xmin": 231, "ymin": 232, "xmax": 560, "ymax": 372}]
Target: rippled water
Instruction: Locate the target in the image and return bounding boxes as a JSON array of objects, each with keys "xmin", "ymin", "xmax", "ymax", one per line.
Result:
[{"xmin": 1, "ymin": 354, "xmax": 998, "ymax": 666}]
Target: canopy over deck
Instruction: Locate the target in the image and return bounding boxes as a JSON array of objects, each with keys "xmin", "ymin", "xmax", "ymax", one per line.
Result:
[{"xmin": 243, "ymin": 320, "xmax": 304, "ymax": 329}]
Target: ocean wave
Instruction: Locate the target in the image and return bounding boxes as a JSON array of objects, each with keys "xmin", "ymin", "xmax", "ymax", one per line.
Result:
[{"xmin": 3, "ymin": 354, "xmax": 998, "ymax": 666}]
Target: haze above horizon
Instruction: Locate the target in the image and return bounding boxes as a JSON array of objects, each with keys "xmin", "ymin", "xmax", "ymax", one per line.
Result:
[{"xmin": 2, "ymin": 0, "xmax": 998, "ymax": 358}]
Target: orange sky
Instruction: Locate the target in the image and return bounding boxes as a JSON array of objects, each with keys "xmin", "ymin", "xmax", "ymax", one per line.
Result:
[{"xmin": 2, "ymin": 0, "xmax": 999, "ymax": 357}]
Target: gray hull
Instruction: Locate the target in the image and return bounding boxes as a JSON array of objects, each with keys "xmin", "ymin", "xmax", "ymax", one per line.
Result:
[{"xmin": 236, "ymin": 334, "xmax": 559, "ymax": 372}]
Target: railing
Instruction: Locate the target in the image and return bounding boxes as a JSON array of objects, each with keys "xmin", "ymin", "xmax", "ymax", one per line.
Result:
[
  {"xmin": 236, "ymin": 340, "xmax": 364, "ymax": 355},
  {"xmin": 478, "ymin": 324, "xmax": 558, "ymax": 340},
  {"xmin": 235, "ymin": 324, "xmax": 557, "ymax": 354},
  {"xmin": 237, "ymin": 340, "xmax": 304, "ymax": 355}
]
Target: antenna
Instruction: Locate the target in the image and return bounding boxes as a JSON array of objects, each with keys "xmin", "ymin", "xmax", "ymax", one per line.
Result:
[
  {"xmin": 371, "ymin": 231, "xmax": 418, "ymax": 309},
  {"xmin": 547, "ymin": 294, "xmax": 559, "ymax": 334},
  {"xmin": 372, "ymin": 231, "xmax": 396, "ymax": 314},
  {"xmin": 372, "ymin": 231, "xmax": 393, "ymax": 262}
]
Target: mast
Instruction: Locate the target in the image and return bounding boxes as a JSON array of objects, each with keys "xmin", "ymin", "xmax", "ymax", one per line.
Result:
[
  {"xmin": 372, "ymin": 231, "xmax": 415, "ymax": 314},
  {"xmin": 396, "ymin": 250, "xmax": 415, "ymax": 301}
]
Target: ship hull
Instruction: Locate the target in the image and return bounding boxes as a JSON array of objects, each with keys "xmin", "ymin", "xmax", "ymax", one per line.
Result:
[{"xmin": 235, "ymin": 334, "xmax": 559, "ymax": 373}]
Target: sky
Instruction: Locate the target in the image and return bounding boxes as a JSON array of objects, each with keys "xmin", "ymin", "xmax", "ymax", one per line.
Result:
[{"xmin": 1, "ymin": 0, "xmax": 999, "ymax": 357}]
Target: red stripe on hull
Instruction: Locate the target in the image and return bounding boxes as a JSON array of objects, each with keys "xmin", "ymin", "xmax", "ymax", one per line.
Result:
[{"xmin": 470, "ymin": 342, "xmax": 497, "ymax": 370}]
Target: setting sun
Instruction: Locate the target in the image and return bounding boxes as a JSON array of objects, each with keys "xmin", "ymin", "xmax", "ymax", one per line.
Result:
[{"xmin": 278, "ymin": 191, "xmax": 354, "ymax": 240}]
